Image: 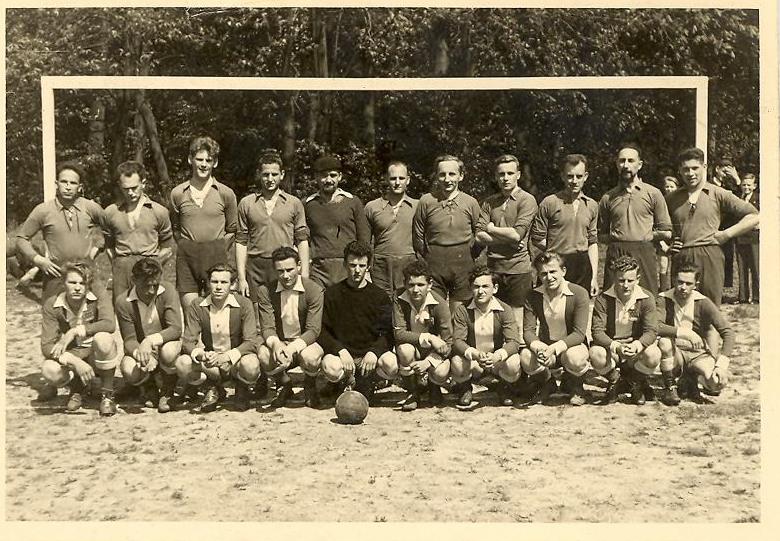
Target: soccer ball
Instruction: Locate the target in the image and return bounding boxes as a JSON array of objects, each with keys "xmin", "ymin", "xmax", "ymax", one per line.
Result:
[{"xmin": 335, "ymin": 390, "xmax": 369, "ymax": 425}]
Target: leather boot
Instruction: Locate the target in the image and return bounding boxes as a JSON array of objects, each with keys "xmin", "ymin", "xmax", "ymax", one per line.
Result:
[
  {"xmin": 518, "ymin": 368, "xmax": 555, "ymax": 407},
  {"xmin": 564, "ymin": 372, "xmax": 587, "ymax": 406},
  {"xmin": 496, "ymin": 380, "xmax": 514, "ymax": 407},
  {"xmin": 660, "ymin": 370, "xmax": 681, "ymax": 406},
  {"xmin": 455, "ymin": 380, "xmax": 474, "ymax": 409},
  {"xmin": 428, "ymin": 380, "xmax": 444, "ymax": 406},
  {"xmin": 600, "ymin": 367, "xmax": 621, "ymax": 405},
  {"xmin": 625, "ymin": 365, "xmax": 646, "ymax": 405},
  {"xmin": 303, "ymin": 375, "xmax": 321, "ymax": 408},
  {"xmin": 233, "ymin": 380, "xmax": 252, "ymax": 412},
  {"xmin": 157, "ymin": 372, "xmax": 178, "ymax": 413},
  {"xmin": 400, "ymin": 375, "xmax": 419, "ymax": 411},
  {"xmin": 66, "ymin": 377, "xmax": 85, "ymax": 412}
]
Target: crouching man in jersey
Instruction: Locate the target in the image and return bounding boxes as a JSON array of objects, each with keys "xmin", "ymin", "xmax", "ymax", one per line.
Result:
[
  {"xmin": 519, "ymin": 252, "xmax": 590, "ymax": 406},
  {"xmin": 449, "ymin": 265, "xmax": 523, "ymax": 409},
  {"xmin": 318, "ymin": 241, "xmax": 397, "ymax": 403},
  {"xmin": 256, "ymin": 247, "xmax": 325, "ymax": 409},
  {"xmin": 116, "ymin": 258, "xmax": 182, "ymax": 413},
  {"xmin": 656, "ymin": 263, "xmax": 734, "ymax": 404},
  {"xmin": 176, "ymin": 264, "xmax": 260, "ymax": 413},
  {"xmin": 39, "ymin": 261, "xmax": 120, "ymax": 416},
  {"xmin": 393, "ymin": 259, "xmax": 453, "ymax": 411},
  {"xmin": 589, "ymin": 255, "xmax": 660, "ymax": 406}
]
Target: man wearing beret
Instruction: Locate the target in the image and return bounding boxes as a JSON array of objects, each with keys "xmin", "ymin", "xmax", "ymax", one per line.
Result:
[{"xmin": 304, "ymin": 155, "xmax": 371, "ymax": 289}]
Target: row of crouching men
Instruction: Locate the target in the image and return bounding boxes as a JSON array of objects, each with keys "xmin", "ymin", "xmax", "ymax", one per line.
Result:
[{"xmin": 39, "ymin": 240, "xmax": 732, "ymax": 416}]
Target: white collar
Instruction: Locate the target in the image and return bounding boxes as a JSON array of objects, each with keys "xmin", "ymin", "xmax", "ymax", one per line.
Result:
[
  {"xmin": 53, "ymin": 291, "xmax": 98, "ymax": 309},
  {"xmin": 534, "ymin": 280, "xmax": 574, "ymax": 298},
  {"xmin": 189, "ymin": 177, "xmax": 215, "ymax": 193},
  {"xmin": 467, "ymin": 296, "xmax": 504, "ymax": 313},
  {"xmin": 200, "ymin": 293, "xmax": 241, "ymax": 308},
  {"xmin": 276, "ymin": 276, "xmax": 306, "ymax": 294},
  {"xmin": 603, "ymin": 284, "xmax": 649, "ymax": 304},
  {"xmin": 659, "ymin": 289, "xmax": 707, "ymax": 305},
  {"xmin": 305, "ymin": 187, "xmax": 353, "ymax": 203},
  {"xmin": 127, "ymin": 284, "xmax": 166, "ymax": 303},
  {"xmin": 399, "ymin": 290, "xmax": 439, "ymax": 311}
]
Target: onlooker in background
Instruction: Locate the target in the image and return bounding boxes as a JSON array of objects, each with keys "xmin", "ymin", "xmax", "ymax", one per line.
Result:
[
  {"xmin": 735, "ymin": 173, "xmax": 759, "ymax": 304},
  {"xmin": 658, "ymin": 175, "xmax": 681, "ymax": 292},
  {"xmin": 711, "ymin": 157, "xmax": 742, "ymax": 291},
  {"xmin": 364, "ymin": 159, "xmax": 419, "ymax": 297},
  {"xmin": 16, "ymin": 161, "xmax": 105, "ymax": 299}
]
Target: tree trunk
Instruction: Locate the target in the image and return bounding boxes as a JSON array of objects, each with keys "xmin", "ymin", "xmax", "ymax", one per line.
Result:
[
  {"xmin": 307, "ymin": 92, "xmax": 319, "ymax": 142},
  {"xmin": 283, "ymin": 93, "xmax": 297, "ymax": 193},
  {"xmin": 363, "ymin": 93, "xmax": 376, "ymax": 153},
  {"xmin": 434, "ymin": 36, "xmax": 449, "ymax": 76},
  {"xmin": 139, "ymin": 100, "xmax": 170, "ymax": 187},
  {"xmin": 88, "ymin": 96, "xmax": 105, "ymax": 152}
]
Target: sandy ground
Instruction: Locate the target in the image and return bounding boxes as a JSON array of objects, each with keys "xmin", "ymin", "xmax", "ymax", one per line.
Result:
[{"xmin": 4, "ymin": 278, "xmax": 760, "ymax": 522}]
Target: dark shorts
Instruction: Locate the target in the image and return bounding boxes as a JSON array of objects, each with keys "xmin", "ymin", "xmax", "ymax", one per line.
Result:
[
  {"xmin": 176, "ymin": 238, "xmax": 230, "ymax": 295},
  {"xmin": 426, "ymin": 243, "xmax": 475, "ymax": 302},
  {"xmin": 672, "ymin": 244, "xmax": 725, "ymax": 305},
  {"xmin": 247, "ymin": 256, "xmax": 277, "ymax": 301},
  {"xmin": 604, "ymin": 241, "xmax": 658, "ymax": 295},
  {"xmin": 494, "ymin": 272, "xmax": 533, "ymax": 307},
  {"xmin": 310, "ymin": 257, "xmax": 348, "ymax": 289},
  {"xmin": 372, "ymin": 254, "xmax": 416, "ymax": 296},
  {"xmin": 560, "ymin": 251, "xmax": 593, "ymax": 294},
  {"xmin": 112, "ymin": 254, "xmax": 174, "ymax": 299}
]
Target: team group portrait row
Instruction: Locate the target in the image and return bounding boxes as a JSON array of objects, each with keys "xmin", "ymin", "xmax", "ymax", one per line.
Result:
[{"xmin": 13, "ymin": 136, "xmax": 761, "ymax": 417}]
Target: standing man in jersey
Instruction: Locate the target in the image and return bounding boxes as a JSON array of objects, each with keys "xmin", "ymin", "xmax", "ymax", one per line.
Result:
[
  {"xmin": 413, "ymin": 154, "xmax": 482, "ymax": 313},
  {"xmin": 16, "ymin": 161, "xmax": 105, "ymax": 299},
  {"xmin": 666, "ymin": 148, "xmax": 759, "ymax": 306},
  {"xmin": 364, "ymin": 159, "xmax": 419, "ymax": 296},
  {"xmin": 598, "ymin": 144, "xmax": 672, "ymax": 295},
  {"xmin": 475, "ymin": 154, "xmax": 537, "ymax": 328},
  {"xmin": 531, "ymin": 154, "xmax": 599, "ymax": 296},
  {"xmin": 169, "ymin": 136, "xmax": 238, "ymax": 311},
  {"xmin": 102, "ymin": 161, "xmax": 174, "ymax": 300},
  {"xmin": 236, "ymin": 150, "xmax": 310, "ymax": 302},
  {"xmin": 304, "ymin": 155, "xmax": 371, "ymax": 289}
]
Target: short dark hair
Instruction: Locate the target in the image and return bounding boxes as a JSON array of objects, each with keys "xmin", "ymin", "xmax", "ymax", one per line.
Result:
[
  {"xmin": 206, "ymin": 263, "xmax": 235, "ymax": 282},
  {"xmin": 675, "ymin": 262, "xmax": 701, "ymax": 281},
  {"xmin": 716, "ymin": 156, "xmax": 734, "ymax": 167},
  {"xmin": 618, "ymin": 142, "xmax": 642, "ymax": 159},
  {"xmin": 131, "ymin": 257, "xmax": 162, "ymax": 281},
  {"xmin": 343, "ymin": 240, "xmax": 373, "ymax": 264},
  {"xmin": 494, "ymin": 154, "xmax": 521, "ymax": 171},
  {"xmin": 433, "ymin": 154, "xmax": 464, "ymax": 174},
  {"xmin": 609, "ymin": 255, "xmax": 640, "ymax": 274},
  {"xmin": 257, "ymin": 149, "xmax": 284, "ymax": 170},
  {"xmin": 189, "ymin": 136, "xmax": 220, "ymax": 160},
  {"xmin": 117, "ymin": 160, "xmax": 148, "ymax": 181},
  {"xmin": 61, "ymin": 259, "xmax": 94, "ymax": 289},
  {"xmin": 468, "ymin": 264, "xmax": 497, "ymax": 286},
  {"xmin": 560, "ymin": 154, "xmax": 588, "ymax": 172},
  {"xmin": 533, "ymin": 251, "xmax": 566, "ymax": 270},
  {"xmin": 56, "ymin": 161, "xmax": 86, "ymax": 182},
  {"xmin": 677, "ymin": 147, "xmax": 705, "ymax": 165},
  {"xmin": 271, "ymin": 246, "xmax": 300, "ymax": 264},
  {"xmin": 402, "ymin": 259, "xmax": 431, "ymax": 283}
]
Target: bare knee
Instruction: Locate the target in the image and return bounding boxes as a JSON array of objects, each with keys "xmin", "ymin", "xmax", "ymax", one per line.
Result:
[
  {"xmin": 429, "ymin": 360, "xmax": 450, "ymax": 386},
  {"xmin": 236, "ymin": 354, "xmax": 261, "ymax": 384},
  {"xmin": 658, "ymin": 337, "xmax": 674, "ymax": 356},
  {"xmin": 159, "ymin": 341, "xmax": 182, "ymax": 372},
  {"xmin": 321, "ymin": 354, "xmax": 344, "ymax": 383},
  {"xmin": 449, "ymin": 355, "xmax": 471, "ymax": 382},
  {"xmin": 562, "ymin": 345, "xmax": 589, "ymax": 375},
  {"xmin": 396, "ymin": 343, "xmax": 417, "ymax": 366},
  {"xmin": 498, "ymin": 354, "xmax": 522, "ymax": 382},
  {"xmin": 299, "ymin": 344, "xmax": 323, "ymax": 375},
  {"xmin": 41, "ymin": 359, "xmax": 69, "ymax": 386},
  {"xmin": 119, "ymin": 355, "xmax": 144, "ymax": 384},
  {"xmin": 91, "ymin": 332, "xmax": 117, "ymax": 358},
  {"xmin": 376, "ymin": 351, "xmax": 398, "ymax": 380}
]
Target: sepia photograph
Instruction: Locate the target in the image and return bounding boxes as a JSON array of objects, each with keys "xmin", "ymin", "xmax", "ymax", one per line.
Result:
[{"xmin": 3, "ymin": 2, "xmax": 778, "ymax": 538}]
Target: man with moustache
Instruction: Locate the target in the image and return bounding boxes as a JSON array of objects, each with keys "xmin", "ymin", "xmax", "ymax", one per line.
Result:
[
  {"xmin": 665, "ymin": 148, "xmax": 758, "ymax": 306},
  {"xmin": 304, "ymin": 155, "xmax": 371, "ymax": 289},
  {"xmin": 16, "ymin": 161, "xmax": 105, "ymax": 300},
  {"xmin": 598, "ymin": 144, "xmax": 672, "ymax": 295},
  {"xmin": 475, "ymin": 154, "xmax": 538, "ymax": 326},
  {"xmin": 102, "ymin": 161, "xmax": 174, "ymax": 300},
  {"xmin": 169, "ymin": 136, "xmax": 238, "ymax": 312},
  {"xmin": 364, "ymin": 159, "xmax": 419, "ymax": 296},
  {"xmin": 413, "ymin": 154, "xmax": 482, "ymax": 313},
  {"xmin": 531, "ymin": 154, "xmax": 599, "ymax": 296},
  {"xmin": 236, "ymin": 150, "xmax": 310, "ymax": 301}
]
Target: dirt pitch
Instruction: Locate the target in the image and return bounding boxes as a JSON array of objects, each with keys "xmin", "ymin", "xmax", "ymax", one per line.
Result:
[{"xmin": 4, "ymin": 279, "xmax": 760, "ymax": 522}]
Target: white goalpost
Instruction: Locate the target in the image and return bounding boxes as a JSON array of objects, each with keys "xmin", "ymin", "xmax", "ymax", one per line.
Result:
[{"xmin": 40, "ymin": 75, "xmax": 709, "ymax": 200}]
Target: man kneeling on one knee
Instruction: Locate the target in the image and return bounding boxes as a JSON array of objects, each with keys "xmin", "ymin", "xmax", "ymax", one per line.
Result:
[
  {"xmin": 656, "ymin": 263, "xmax": 734, "ymax": 404},
  {"xmin": 39, "ymin": 261, "xmax": 120, "ymax": 416},
  {"xmin": 116, "ymin": 258, "xmax": 182, "ymax": 413},
  {"xmin": 318, "ymin": 241, "xmax": 397, "ymax": 403},
  {"xmin": 394, "ymin": 259, "xmax": 453, "ymax": 411},
  {"xmin": 450, "ymin": 265, "xmax": 522, "ymax": 409},
  {"xmin": 256, "ymin": 247, "xmax": 325, "ymax": 409},
  {"xmin": 520, "ymin": 251, "xmax": 590, "ymax": 406},
  {"xmin": 590, "ymin": 255, "xmax": 660, "ymax": 406},
  {"xmin": 176, "ymin": 263, "xmax": 260, "ymax": 413}
]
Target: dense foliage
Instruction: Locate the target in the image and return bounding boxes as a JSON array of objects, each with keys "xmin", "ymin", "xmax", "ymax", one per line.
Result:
[{"xmin": 6, "ymin": 8, "xmax": 759, "ymax": 222}]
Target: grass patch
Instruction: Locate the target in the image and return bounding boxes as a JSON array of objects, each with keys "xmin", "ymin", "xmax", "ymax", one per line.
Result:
[{"xmin": 680, "ymin": 446, "xmax": 710, "ymax": 457}]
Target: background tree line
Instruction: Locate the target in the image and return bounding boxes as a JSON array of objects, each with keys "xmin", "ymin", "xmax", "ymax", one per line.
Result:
[{"xmin": 6, "ymin": 7, "xmax": 759, "ymax": 222}]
